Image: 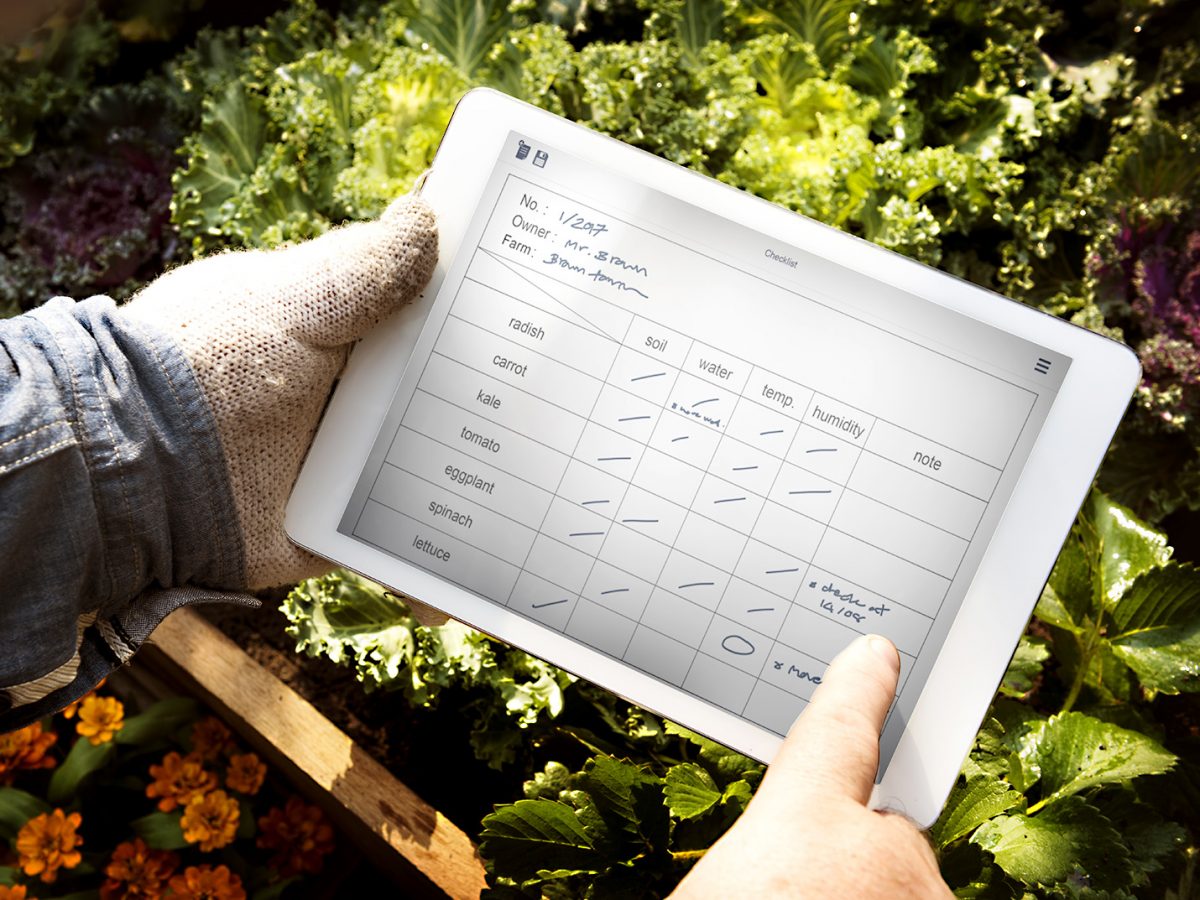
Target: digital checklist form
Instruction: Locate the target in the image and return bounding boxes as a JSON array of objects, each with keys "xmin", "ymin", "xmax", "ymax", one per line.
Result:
[{"xmin": 342, "ymin": 133, "xmax": 1069, "ymax": 764}]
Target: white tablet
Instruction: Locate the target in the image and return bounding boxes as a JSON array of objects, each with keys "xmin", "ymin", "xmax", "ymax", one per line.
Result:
[{"xmin": 286, "ymin": 88, "xmax": 1138, "ymax": 826}]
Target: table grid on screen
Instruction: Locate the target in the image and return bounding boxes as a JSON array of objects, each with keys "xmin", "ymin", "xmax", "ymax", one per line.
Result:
[{"xmin": 350, "ymin": 176, "xmax": 1028, "ymax": 737}]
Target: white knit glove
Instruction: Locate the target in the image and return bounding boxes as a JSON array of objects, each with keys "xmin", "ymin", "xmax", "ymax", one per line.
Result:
[{"xmin": 122, "ymin": 196, "xmax": 448, "ymax": 623}]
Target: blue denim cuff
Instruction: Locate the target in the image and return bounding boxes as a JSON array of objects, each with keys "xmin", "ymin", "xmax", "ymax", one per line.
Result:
[{"xmin": 0, "ymin": 296, "xmax": 248, "ymax": 729}]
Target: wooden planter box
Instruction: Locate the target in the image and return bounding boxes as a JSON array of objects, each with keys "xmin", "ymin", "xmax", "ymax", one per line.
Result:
[{"xmin": 128, "ymin": 607, "xmax": 487, "ymax": 899}]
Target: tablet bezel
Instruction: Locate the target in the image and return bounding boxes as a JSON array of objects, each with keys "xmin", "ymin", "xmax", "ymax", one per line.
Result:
[{"xmin": 286, "ymin": 87, "xmax": 1139, "ymax": 827}]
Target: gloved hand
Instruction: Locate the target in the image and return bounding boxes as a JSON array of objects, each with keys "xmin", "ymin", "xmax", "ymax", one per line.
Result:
[
  {"xmin": 121, "ymin": 196, "xmax": 449, "ymax": 624},
  {"xmin": 670, "ymin": 635, "xmax": 952, "ymax": 899}
]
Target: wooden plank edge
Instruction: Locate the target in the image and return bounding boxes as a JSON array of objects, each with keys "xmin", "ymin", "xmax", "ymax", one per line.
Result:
[{"xmin": 139, "ymin": 606, "xmax": 488, "ymax": 899}]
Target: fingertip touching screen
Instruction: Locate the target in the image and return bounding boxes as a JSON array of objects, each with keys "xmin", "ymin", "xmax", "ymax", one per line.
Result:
[{"xmin": 340, "ymin": 132, "xmax": 1070, "ymax": 768}]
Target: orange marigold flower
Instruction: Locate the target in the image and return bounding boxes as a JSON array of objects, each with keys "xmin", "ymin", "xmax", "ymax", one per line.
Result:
[
  {"xmin": 146, "ymin": 752, "xmax": 217, "ymax": 813},
  {"xmin": 16, "ymin": 808, "xmax": 83, "ymax": 883},
  {"xmin": 100, "ymin": 836, "xmax": 178, "ymax": 900},
  {"xmin": 257, "ymin": 797, "xmax": 335, "ymax": 877},
  {"xmin": 180, "ymin": 790, "xmax": 239, "ymax": 852},
  {"xmin": 60, "ymin": 678, "xmax": 106, "ymax": 719},
  {"xmin": 0, "ymin": 885, "xmax": 29, "ymax": 899},
  {"xmin": 75, "ymin": 696, "xmax": 125, "ymax": 745},
  {"xmin": 167, "ymin": 865, "xmax": 245, "ymax": 900},
  {"xmin": 223, "ymin": 753, "xmax": 265, "ymax": 796},
  {"xmin": 189, "ymin": 718, "xmax": 233, "ymax": 762},
  {"xmin": 0, "ymin": 722, "xmax": 57, "ymax": 784}
]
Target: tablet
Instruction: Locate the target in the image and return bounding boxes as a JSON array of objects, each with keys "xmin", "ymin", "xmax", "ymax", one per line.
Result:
[{"xmin": 286, "ymin": 87, "xmax": 1139, "ymax": 826}]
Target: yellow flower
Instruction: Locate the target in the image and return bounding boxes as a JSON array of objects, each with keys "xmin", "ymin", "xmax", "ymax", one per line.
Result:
[
  {"xmin": 61, "ymin": 678, "xmax": 107, "ymax": 719},
  {"xmin": 0, "ymin": 722, "xmax": 57, "ymax": 784},
  {"xmin": 167, "ymin": 865, "xmax": 245, "ymax": 900},
  {"xmin": 224, "ymin": 753, "xmax": 265, "ymax": 796},
  {"xmin": 75, "ymin": 696, "xmax": 124, "ymax": 745},
  {"xmin": 146, "ymin": 752, "xmax": 217, "ymax": 813},
  {"xmin": 180, "ymin": 790, "xmax": 239, "ymax": 852},
  {"xmin": 257, "ymin": 797, "xmax": 335, "ymax": 877},
  {"xmin": 189, "ymin": 718, "xmax": 234, "ymax": 762},
  {"xmin": 16, "ymin": 808, "xmax": 83, "ymax": 883},
  {"xmin": 0, "ymin": 885, "xmax": 30, "ymax": 899}
]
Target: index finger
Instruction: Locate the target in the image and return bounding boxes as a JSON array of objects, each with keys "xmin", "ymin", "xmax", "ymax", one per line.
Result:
[{"xmin": 762, "ymin": 634, "xmax": 900, "ymax": 806}]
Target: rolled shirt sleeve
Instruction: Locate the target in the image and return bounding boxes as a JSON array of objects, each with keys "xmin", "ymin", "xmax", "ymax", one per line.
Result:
[{"xmin": 0, "ymin": 296, "xmax": 249, "ymax": 729}]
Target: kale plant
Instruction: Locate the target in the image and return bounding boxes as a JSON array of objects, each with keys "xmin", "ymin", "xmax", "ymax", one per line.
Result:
[
  {"xmin": 0, "ymin": 82, "xmax": 184, "ymax": 314},
  {"xmin": 0, "ymin": 0, "xmax": 214, "ymax": 316}
]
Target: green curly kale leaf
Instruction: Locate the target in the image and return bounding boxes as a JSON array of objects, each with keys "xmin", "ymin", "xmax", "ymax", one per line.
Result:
[{"xmin": 282, "ymin": 571, "xmax": 573, "ymax": 768}]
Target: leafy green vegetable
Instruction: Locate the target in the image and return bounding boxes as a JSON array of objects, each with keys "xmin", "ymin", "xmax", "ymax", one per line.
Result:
[
  {"xmin": 931, "ymin": 776, "xmax": 1023, "ymax": 849},
  {"xmin": 972, "ymin": 797, "xmax": 1132, "ymax": 888},
  {"xmin": 397, "ymin": 0, "xmax": 514, "ymax": 77},
  {"xmin": 0, "ymin": 3, "xmax": 118, "ymax": 169},
  {"xmin": 1036, "ymin": 492, "xmax": 1200, "ymax": 706},
  {"xmin": 283, "ymin": 571, "xmax": 572, "ymax": 768},
  {"xmin": 926, "ymin": 493, "xmax": 1197, "ymax": 898},
  {"xmin": 1022, "ymin": 712, "xmax": 1175, "ymax": 812},
  {"xmin": 479, "ymin": 798, "xmax": 602, "ymax": 882},
  {"xmin": 0, "ymin": 75, "xmax": 186, "ymax": 314},
  {"xmin": 998, "ymin": 634, "xmax": 1050, "ymax": 700},
  {"xmin": 1108, "ymin": 564, "xmax": 1200, "ymax": 694},
  {"xmin": 662, "ymin": 763, "xmax": 721, "ymax": 820}
]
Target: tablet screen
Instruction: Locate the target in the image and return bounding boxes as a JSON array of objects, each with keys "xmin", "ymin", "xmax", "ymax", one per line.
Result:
[{"xmin": 340, "ymin": 131, "xmax": 1071, "ymax": 765}]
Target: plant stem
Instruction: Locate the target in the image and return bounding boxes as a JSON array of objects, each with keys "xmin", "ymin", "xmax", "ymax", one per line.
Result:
[
  {"xmin": 1059, "ymin": 628, "xmax": 1094, "ymax": 714},
  {"xmin": 1061, "ymin": 538, "xmax": 1107, "ymax": 714},
  {"xmin": 671, "ymin": 849, "xmax": 708, "ymax": 862}
]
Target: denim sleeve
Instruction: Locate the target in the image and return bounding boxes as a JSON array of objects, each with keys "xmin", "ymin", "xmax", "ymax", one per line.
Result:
[{"xmin": 0, "ymin": 296, "xmax": 250, "ymax": 730}]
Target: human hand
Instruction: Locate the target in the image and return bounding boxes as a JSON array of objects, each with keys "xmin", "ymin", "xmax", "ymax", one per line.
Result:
[
  {"xmin": 671, "ymin": 635, "xmax": 952, "ymax": 899},
  {"xmin": 121, "ymin": 197, "xmax": 440, "ymax": 596}
]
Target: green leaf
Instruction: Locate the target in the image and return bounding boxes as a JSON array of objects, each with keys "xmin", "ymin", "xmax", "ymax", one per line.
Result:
[
  {"xmin": 48, "ymin": 737, "xmax": 116, "ymax": 805},
  {"xmin": 173, "ymin": 81, "xmax": 267, "ymax": 237},
  {"xmin": 971, "ymin": 798, "xmax": 1132, "ymax": 888},
  {"xmin": 931, "ymin": 776, "xmax": 1023, "ymax": 848},
  {"xmin": 678, "ymin": 0, "xmax": 725, "ymax": 65},
  {"xmin": 401, "ymin": 0, "xmax": 512, "ymax": 77},
  {"xmin": 1026, "ymin": 712, "xmax": 1175, "ymax": 811},
  {"xmin": 663, "ymin": 721, "xmax": 762, "ymax": 784},
  {"xmin": 116, "ymin": 698, "xmax": 201, "ymax": 746},
  {"xmin": 1088, "ymin": 492, "xmax": 1172, "ymax": 608},
  {"xmin": 751, "ymin": 0, "xmax": 856, "ymax": 70},
  {"xmin": 1005, "ymin": 751, "xmax": 1034, "ymax": 795},
  {"xmin": 998, "ymin": 635, "xmax": 1050, "ymax": 699},
  {"xmin": 574, "ymin": 755, "xmax": 665, "ymax": 846},
  {"xmin": 131, "ymin": 811, "xmax": 189, "ymax": 850},
  {"xmin": 1098, "ymin": 792, "xmax": 1188, "ymax": 881},
  {"xmin": 251, "ymin": 878, "xmax": 299, "ymax": 900},
  {"xmin": 479, "ymin": 799, "xmax": 603, "ymax": 882},
  {"xmin": 720, "ymin": 779, "xmax": 753, "ymax": 813},
  {"xmin": 1108, "ymin": 563, "xmax": 1200, "ymax": 694},
  {"xmin": 283, "ymin": 572, "xmax": 417, "ymax": 688},
  {"xmin": 0, "ymin": 787, "xmax": 51, "ymax": 841},
  {"xmin": 237, "ymin": 798, "xmax": 256, "ymax": 839},
  {"xmin": 664, "ymin": 763, "xmax": 721, "ymax": 820},
  {"xmin": 1045, "ymin": 493, "xmax": 1171, "ymax": 631},
  {"xmin": 1034, "ymin": 582, "xmax": 1078, "ymax": 633}
]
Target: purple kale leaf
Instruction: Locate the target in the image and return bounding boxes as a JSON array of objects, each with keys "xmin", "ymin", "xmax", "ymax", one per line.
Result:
[{"xmin": 0, "ymin": 85, "xmax": 181, "ymax": 314}]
